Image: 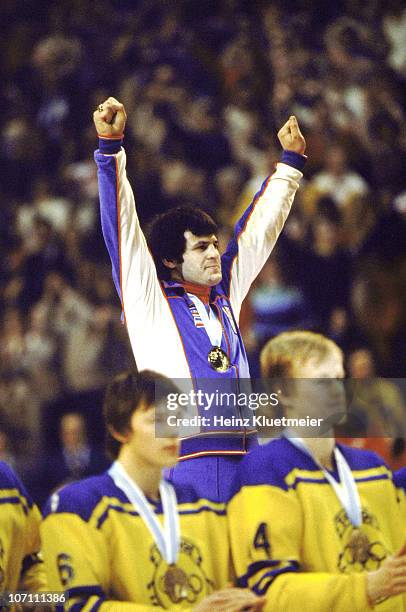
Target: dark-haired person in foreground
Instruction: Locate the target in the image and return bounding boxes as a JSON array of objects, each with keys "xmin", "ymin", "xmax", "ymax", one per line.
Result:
[
  {"xmin": 41, "ymin": 370, "xmax": 264, "ymax": 611},
  {"xmin": 93, "ymin": 97, "xmax": 306, "ymax": 501}
]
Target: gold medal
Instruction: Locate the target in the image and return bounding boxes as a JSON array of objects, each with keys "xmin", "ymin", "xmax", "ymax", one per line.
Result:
[
  {"xmin": 348, "ymin": 528, "xmax": 370, "ymax": 564},
  {"xmin": 161, "ymin": 565, "xmax": 189, "ymax": 603},
  {"xmin": 208, "ymin": 346, "xmax": 230, "ymax": 372}
]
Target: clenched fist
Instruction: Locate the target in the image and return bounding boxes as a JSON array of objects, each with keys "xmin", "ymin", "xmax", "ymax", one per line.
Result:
[
  {"xmin": 277, "ymin": 116, "xmax": 306, "ymax": 155},
  {"xmin": 93, "ymin": 97, "xmax": 127, "ymax": 138}
]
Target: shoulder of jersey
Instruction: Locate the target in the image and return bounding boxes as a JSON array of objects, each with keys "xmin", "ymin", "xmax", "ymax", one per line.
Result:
[
  {"xmin": 43, "ymin": 473, "xmax": 226, "ymax": 522},
  {"xmin": 337, "ymin": 443, "xmax": 388, "ymax": 471},
  {"xmin": 171, "ymin": 480, "xmax": 224, "ymax": 508},
  {"xmin": 394, "ymin": 466, "xmax": 406, "ymax": 491},
  {"xmin": 0, "ymin": 461, "xmax": 32, "ymax": 506},
  {"xmin": 42, "ymin": 472, "xmax": 119, "ymax": 521},
  {"xmin": 232, "ymin": 438, "xmax": 305, "ymax": 492},
  {"xmin": 230, "ymin": 438, "xmax": 389, "ymax": 496}
]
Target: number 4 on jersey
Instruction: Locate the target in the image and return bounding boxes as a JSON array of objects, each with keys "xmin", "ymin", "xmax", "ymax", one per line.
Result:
[{"xmin": 253, "ymin": 522, "xmax": 271, "ymax": 557}]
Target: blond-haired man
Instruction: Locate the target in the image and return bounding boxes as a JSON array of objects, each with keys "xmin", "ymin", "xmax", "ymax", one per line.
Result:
[{"xmin": 228, "ymin": 331, "xmax": 406, "ymax": 611}]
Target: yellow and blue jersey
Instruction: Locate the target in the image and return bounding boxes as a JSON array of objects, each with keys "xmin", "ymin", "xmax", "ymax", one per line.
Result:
[
  {"xmin": 0, "ymin": 461, "xmax": 47, "ymax": 592},
  {"xmin": 41, "ymin": 471, "xmax": 230, "ymax": 610},
  {"xmin": 394, "ymin": 467, "xmax": 406, "ymax": 511},
  {"xmin": 228, "ymin": 438, "xmax": 406, "ymax": 612},
  {"xmin": 394, "ymin": 466, "xmax": 406, "ymax": 492}
]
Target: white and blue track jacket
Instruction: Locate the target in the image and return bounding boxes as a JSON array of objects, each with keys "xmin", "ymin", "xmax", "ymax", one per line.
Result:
[{"xmin": 95, "ymin": 138, "xmax": 305, "ymax": 458}]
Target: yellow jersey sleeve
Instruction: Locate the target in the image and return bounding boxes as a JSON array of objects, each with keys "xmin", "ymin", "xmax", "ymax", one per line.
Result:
[
  {"xmin": 19, "ymin": 503, "xmax": 48, "ymax": 591},
  {"xmin": 0, "ymin": 461, "xmax": 47, "ymax": 591},
  {"xmin": 393, "ymin": 467, "xmax": 406, "ymax": 545}
]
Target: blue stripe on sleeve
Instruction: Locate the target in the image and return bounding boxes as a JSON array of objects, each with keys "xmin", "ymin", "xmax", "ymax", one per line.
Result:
[
  {"xmin": 394, "ymin": 467, "xmax": 406, "ymax": 492},
  {"xmin": 0, "ymin": 461, "xmax": 33, "ymax": 510},
  {"xmin": 0, "ymin": 495, "xmax": 23, "ymax": 506},
  {"xmin": 237, "ymin": 559, "xmax": 299, "ymax": 593},
  {"xmin": 98, "ymin": 138, "xmax": 123, "ymax": 155},
  {"xmin": 237, "ymin": 559, "xmax": 281, "ymax": 586},
  {"xmin": 66, "ymin": 586, "xmax": 105, "ymax": 600},
  {"xmin": 221, "ymin": 176, "xmax": 271, "ymax": 298},
  {"xmin": 252, "ymin": 565, "xmax": 299, "ymax": 595},
  {"xmin": 56, "ymin": 586, "xmax": 104, "ymax": 612},
  {"xmin": 281, "ymin": 150, "xmax": 306, "ymax": 171},
  {"xmin": 94, "ymin": 152, "xmax": 122, "ymax": 303}
]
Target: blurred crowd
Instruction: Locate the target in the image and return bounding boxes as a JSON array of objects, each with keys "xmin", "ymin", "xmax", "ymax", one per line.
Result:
[{"xmin": 1, "ymin": 0, "xmax": 405, "ymax": 501}]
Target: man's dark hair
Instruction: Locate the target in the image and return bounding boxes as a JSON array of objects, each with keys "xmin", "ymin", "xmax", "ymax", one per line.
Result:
[
  {"xmin": 103, "ymin": 369, "xmax": 179, "ymax": 459},
  {"xmin": 148, "ymin": 206, "xmax": 218, "ymax": 280}
]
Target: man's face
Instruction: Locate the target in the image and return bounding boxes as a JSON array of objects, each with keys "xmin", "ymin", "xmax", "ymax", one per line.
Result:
[
  {"xmin": 173, "ymin": 231, "xmax": 222, "ymax": 286},
  {"xmin": 60, "ymin": 413, "xmax": 86, "ymax": 450},
  {"xmin": 123, "ymin": 401, "xmax": 180, "ymax": 470},
  {"xmin": 284, "ymin": 349, "xmax": 346, "ymax": 422}
]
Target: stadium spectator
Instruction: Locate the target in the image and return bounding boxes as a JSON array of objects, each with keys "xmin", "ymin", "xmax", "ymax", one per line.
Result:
[
  {"xmin": 306, "ymin": 145, "xmax": 369, "ymax": 210},
  {"xmin": 38, "ymin": 412, "xmax": 108, "ymax": 505},
  {"xmin": 242, "ymin": 250, "xmax": 314, "ymax": 376},
  {"xmin": 336, "ymin": 347, "xmax": 406, "ymax": 470}
]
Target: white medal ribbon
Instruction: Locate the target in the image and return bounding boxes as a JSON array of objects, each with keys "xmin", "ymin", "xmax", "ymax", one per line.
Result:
[
  {"xmin": 109, "ymin": 461, "xmax": 180, "ymax": 564},
  {"xmin": 188, "ymin": 294, "xmax": 223, "ymax": 348},
  {"xmin": 287, "ymin": 437, "xmax": 362, "ymax": 527}
]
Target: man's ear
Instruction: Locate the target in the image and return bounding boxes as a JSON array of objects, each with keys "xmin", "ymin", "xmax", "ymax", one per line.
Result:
[
  {"xmin": 162, "ymin": 258, "xmax": 177, "ymax": 269},
  {"xmin": 108, "ymin": 425, "xmax": 130, "ymax": 445}
]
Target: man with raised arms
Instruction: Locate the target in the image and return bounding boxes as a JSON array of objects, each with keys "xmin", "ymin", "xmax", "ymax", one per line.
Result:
[{"xmin": 93, "ymin": 98, "xmax": 306, "ymax": 501}]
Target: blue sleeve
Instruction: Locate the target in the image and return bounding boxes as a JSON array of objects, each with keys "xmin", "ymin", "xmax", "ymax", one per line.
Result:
[{"xmin": 94, "ymin": 149, "xmax": 122, "ymax": 303}]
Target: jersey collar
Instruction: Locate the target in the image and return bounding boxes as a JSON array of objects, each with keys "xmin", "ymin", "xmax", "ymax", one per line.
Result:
[{"xmin": 162, "ymin": 280, "xmax": 221, "ymax": 303}]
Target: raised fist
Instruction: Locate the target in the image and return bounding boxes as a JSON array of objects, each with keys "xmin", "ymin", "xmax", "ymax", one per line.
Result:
[
  {"xmin": 93, "ymin": 97, "xmax": 127, "ymax": 138},
  {"xmin": 278, "ymin": 116, "xmax": 306, "ymax": 155}
]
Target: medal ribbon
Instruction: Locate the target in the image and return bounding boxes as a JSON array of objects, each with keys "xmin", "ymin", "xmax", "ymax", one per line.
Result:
[
  {"xmin": 287, "ymin": 437, "xmax": 362, "ymax": 527},
  {"xmin": 188, "ymin": 294, "xmax": 223, "ymax": 347},
  {"xmin": 109, "ymin": 461, "xmax": 180, "ymax": 564}
]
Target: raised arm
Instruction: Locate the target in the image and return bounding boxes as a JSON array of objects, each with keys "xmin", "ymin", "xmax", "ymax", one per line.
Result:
[
  {"xmin": 221, "ymin": 117, "xmax": 306, "ymax": 320},
  {"xmin": 93, "ymin": 99, "xmax": 190, "ymax": 376},
  {"xmin": 93, "ymin": 98, "xmax": 165, "ymax": 319}
]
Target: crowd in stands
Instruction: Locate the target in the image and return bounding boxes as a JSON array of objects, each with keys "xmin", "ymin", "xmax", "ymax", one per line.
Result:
[{"xmin": 1, "ymin": 0, "xmax": 405, "ymax": 501}]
